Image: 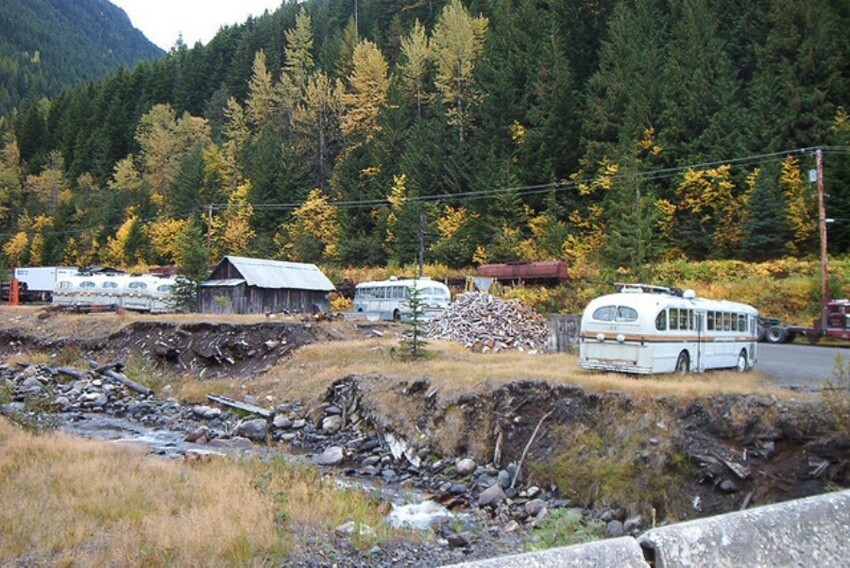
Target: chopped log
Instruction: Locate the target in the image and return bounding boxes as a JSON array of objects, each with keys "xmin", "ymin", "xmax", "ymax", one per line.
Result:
[
  {"xmin": 207, "ymin": 393, "xmax": 272, "ymax": 419},
  {"xmin": 101, "ymin": 369, "xmax": 153, "ymax": 397},
  {"xmin": 428, "ymin": 292, "xmax": 549, "ymax": 352}
]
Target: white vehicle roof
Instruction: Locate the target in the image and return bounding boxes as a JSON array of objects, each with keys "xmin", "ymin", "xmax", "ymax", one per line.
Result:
[
  {"xmin": 355, "ymin": 277, "xmax": 449, "ymax": 291},
  {"xmin": 583, "ymin": 288, "xmax": 758, "ymax": 317}
]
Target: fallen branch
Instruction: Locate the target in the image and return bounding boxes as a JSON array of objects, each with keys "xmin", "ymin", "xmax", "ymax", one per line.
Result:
[{"xmin": 511, "ymin": 409, "xmax": 554, "ymax": 489}]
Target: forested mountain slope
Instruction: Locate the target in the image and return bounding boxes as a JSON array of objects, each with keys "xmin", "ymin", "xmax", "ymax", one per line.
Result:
[
  {"xmin": 0, "ymin": 0, "xmax": 163, "ymax": 115},
  {"xmin": 1, "ymin": 0, "xmax": 849, "ymax": 278}
]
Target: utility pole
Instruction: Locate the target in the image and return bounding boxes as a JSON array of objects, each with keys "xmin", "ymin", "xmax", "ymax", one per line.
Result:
[
  {"xmin": 418, "ymin": 211, "xmax": 425, "ymax": 278},
  {"xmin": 816, "ymin": 148, "xmax": 829, "ymax": 331},
  {"xmin": 207, "ymin": 204, "xmax": 213, "ymax": 249}
]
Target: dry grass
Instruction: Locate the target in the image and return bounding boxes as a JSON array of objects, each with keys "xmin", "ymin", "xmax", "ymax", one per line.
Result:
[
  {"xmin": 0, "ymin": 418, "xmax": 398, "ymax": 565},
  {"xmin": 253, "ymin": 338, "xmax": 799, "ymax": 406}
]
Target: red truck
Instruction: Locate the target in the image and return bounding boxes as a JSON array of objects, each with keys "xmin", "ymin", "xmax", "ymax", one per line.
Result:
[{"xmin": 762, "ymin": 299, "xmax": 850, "ymax": 344}]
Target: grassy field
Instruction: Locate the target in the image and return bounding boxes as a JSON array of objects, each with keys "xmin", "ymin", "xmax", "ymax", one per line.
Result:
[{"xmin": 0, "ymin": 419, "xmax": 400, "ymax": 566}]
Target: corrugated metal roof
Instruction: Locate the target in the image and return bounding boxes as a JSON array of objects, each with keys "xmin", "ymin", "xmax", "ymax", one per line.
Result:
[
  {"xmin": 201, "ymin": 278, "xmax": 246, "ymax": 287},
  {"xmin": 221, "ymin": 256, "xmax": 335, "ymax": 291}
]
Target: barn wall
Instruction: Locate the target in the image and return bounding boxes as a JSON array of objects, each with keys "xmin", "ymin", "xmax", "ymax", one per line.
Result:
[
  {"xmin": 200, "ymin": 285, "xmax": 328, "ymax": 314},
  {"xmin": 199, "ymin": 284, "xmax": 248, "ymax": 314}
]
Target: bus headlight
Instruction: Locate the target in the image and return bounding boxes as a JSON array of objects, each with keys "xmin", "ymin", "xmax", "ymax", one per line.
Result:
[
  {"xmin": 596, "ymin": 333, "xmax": 605, "ymax": 341},
  {"xmin": 616, "ymin": 334, "xmax": 625, "ymax": 343}
]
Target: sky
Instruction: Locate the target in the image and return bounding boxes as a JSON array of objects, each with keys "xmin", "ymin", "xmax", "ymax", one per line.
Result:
[{"xmin": 110, "ymin": 0, "xmax": 285, "ymax": 51}]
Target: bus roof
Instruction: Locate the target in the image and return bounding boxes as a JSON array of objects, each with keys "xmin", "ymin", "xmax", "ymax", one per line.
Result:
[
  {"xmin": 585, "ymin": 289, "xmax": 758, "ymax": 315},
  {"xmin": 355, "ymin": 277, "xmax": 447, "ymax": 289}
]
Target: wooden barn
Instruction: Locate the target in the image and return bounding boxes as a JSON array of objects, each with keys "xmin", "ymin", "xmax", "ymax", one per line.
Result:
[{"xmin": 199, "ymin": 256, "xmax": 335, "ymax": 315}]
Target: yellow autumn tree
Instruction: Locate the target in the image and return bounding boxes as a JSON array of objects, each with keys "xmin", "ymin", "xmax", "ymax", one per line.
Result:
[
  {"xmin": 399, "ymin": 19, "xmax": 432, "ymax": 116},
  {"xmin": 3, "ymin": 231, "xmax": 29, "ymax": 266},
  {"xmin": 656, "ymin": 165, "xmax": 744, "ymax": 259},
  {"xmin": 147, "ymin": 217, "xmax": 188, "ymax": 265},
  {"xmin": 102, "ymin": 208, "xmax": 145, "ymax": 267},
  {"xmin": 212, "ymin": 181, "xmax": 255, "ymax": 257},
  {"xmin": 781, "ymin": 155, "xmax": 817, "ymax": 256},
  {"xmin": 430, "ymin": 0, "xmax": 488, "ymax": 145},
  {"xmin": 24, "ymin": 151, "xmax": 70, "ymax": 214},
  {"xmin": 383, "ymin": 174, "xmax": 409, "ymax": 258},
  {"xmin": 27, "ymin": 214, "xmax": 54, "ymax": 266},
  {"xmin": 274, "ymin": 188, "xmax": 340, "ymax": 263},
  {"xmin": 431, "ymin": 204, "xmax": 477, "ymax": 267},
  {"xmin": 341, "ymin": 39, "xmax": 390, "ymax": 141}
]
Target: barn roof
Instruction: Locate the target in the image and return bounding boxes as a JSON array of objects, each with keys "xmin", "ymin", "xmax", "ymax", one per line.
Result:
[{"xmin": 216, "ymin": 256, "xmax": 335, "ymax": 291}]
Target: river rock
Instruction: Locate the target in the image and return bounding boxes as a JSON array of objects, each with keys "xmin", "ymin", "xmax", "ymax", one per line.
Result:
[
  {"xmin": 446, "ymin": 532, "xmax": 471, "ymax": 548},
  {"xmin": 607, "ymin": 520, "xmax": 625, "ymax": 537},
  {"xmin": 524, "ymin": 499, "xmax": 546, "ymax": 516},
  {"xmin": 456, "ymin": 458, "xmax": 477, "ymax": 476},
  {"xmin": 235, "ymin": 419, "xmax": 268, "ymax": 441},
  {"xmin": 291, "ymin": 419, "xmax": 306, "ymax": 429},
  {"xmin": 185, "ymin": 426, "xmax": 210, "ymax": 443},
  {"xmin": 478, "ymin": 484, "xmax": 507, "ymax": 508},
  {"xmin": 315, "ymin": 446, "xmax": 344, "ymax": 466},
  {"xmin": 21, "ymin": 376, "xmax": 43, "ymax": 392},
  {"xmin": 335, "ymin": 520, "xmax": 376, "ymax": 537},
  {"xmin": 623, "ymin": 515, "xmax": 643, "ymax": 533},
  {"xmin": 719, "ymin": 479, "xmax": 740, "ymax": 494},
  {"xmin": 322, "ymin": 414, "xmax": 343, "ymax": 434},
  {"xmin": 497, "ymin": 469, "xmax": 512, "ymax": 488},
  {"xmin": 449, "ymin": 483, "xmax": 468, "ymax": 495},
  {"xmin": 273, "ymin": 414, "xmax": 292, "ymax": 429}
]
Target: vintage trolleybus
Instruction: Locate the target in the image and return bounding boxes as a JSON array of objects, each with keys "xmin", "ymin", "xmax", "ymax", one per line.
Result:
[{"xmin": 579, "ymin": 283, "xmax": 758, "ymax": 374}]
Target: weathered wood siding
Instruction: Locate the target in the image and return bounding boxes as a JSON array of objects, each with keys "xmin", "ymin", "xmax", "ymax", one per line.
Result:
[
  {"xmin": 547, "ymin": 314, "xmax": 580, "ymax": 353},
  {"xmin": 199, "ymin": 284, "xmax": 328, "ymax": 314}
]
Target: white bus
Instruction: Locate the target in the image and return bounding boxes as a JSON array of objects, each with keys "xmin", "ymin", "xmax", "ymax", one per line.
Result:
[
  {"xmin": 579, "ymin": 283, "xmax": 758, "ymax": 374},
  {"xmin": 353, "ymin": 277, "xmax": 451, "ymax": 321},
  {"xmin": 53, "ymin": 273, "xmax": 177, "ymax": 313}
]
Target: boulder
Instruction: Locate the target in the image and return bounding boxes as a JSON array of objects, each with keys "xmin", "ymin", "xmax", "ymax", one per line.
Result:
[
  {"xmin": 235, "ymin": 419, "xmax": 268, "ymax": 441},
  {"xmin": 478, "ymin": 484, "xmax": 508, "ymax": 508},
  {"xmin": 322, "ymin": 414, "xmax": 343, "ymax": 434},
  {"xmin": 456, "ymin": 458, "xmax": 477, "ymax": 476},
  {"xmin": 315, "ymin": 446, "xmax": 345, "ymax": 466}
]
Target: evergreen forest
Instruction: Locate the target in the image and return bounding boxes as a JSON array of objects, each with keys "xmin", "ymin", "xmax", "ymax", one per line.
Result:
[
  {"xmin": 0, "ymin": 0, "xmax": 163, "ymax": 116},
  {"xmin": 2, "ymin": 0, "xmax": 849, "ymax": 282}
]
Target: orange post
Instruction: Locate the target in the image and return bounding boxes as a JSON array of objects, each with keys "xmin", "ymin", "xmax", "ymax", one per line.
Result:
[{"xmin": 8, "ymin": 278, "xmax": 19, "ymax": 306}]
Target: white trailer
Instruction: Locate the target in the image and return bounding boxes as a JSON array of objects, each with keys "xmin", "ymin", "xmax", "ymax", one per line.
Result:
[{"xmin": 13, "ymin": 266, "xmax": 79, "ymax": 301}]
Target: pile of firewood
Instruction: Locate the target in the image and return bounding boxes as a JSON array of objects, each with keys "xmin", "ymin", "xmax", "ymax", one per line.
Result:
[{"xmin": 427, "ymin": 293, "xmax": 549, "ymax": 352}]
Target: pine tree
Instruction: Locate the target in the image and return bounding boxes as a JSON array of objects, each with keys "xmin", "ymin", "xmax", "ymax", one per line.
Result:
[
  {"xmin": 399, "ymin": 280, "xmax": 429, "ymax": 359},
  {"xmin": 739, "ymin": 168, "xmax": 788, "ymax": 261}
]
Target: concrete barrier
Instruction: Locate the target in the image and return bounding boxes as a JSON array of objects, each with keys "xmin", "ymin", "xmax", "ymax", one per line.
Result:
[
  {"xmin": 444, "ymin": 537, "xmax": 648, "ymax": 567},
  {"xmin": 639, "ymin": 489, "xmax": 850, "ymax": 567},
  {"xmin": 446, "ymin": 489, "xmax": 850, "ymax": 567}
]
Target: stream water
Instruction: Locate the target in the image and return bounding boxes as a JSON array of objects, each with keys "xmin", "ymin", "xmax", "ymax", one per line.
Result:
[{"xmin": 57, "ymin": 412, "xmax": 459, "ymax": 531}]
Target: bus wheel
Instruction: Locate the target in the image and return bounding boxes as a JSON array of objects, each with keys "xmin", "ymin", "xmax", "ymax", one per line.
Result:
[
  {"xmin": 393, "ymin": 309, "xmax": 401, "ymax": 322},
  {"xmin": 675, "ymin": 352, "xmax": 689, "ymax": 375},
  {"xmin": 736, "ymin": 349, "xmax": 749, "ymax": 372}
]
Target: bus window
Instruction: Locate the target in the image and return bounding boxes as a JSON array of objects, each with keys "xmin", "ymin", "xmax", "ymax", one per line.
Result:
[
  {"xmin": 392, "ymin": 286, "xmax": 404, "ymax": 299},
  {"xmin": 669, "ymin": 308, "xmax": 679, "ymax": 330},
  {"xmin": 592, "ymin": 306, "xmax": 616, "ymax": 321},
  {"xmin": 80, "ymin": 280, "xmax": 95, "ymax": 288},
  {"xmin": 738, "ymin": 314, "xmax": 747, "ymax": 332},
  {"xmin": 615, "ymin": 306, "xmax": 638, "ymax": 322},
  {"xmin": 731, "ymin": 313, "xmax": 738, "ymax": 331},
  {"xmin": 679, "ymin": 309, "xmax": 690, "ymax": 330},
  {"xmin": 723, "ymin": 313, "xmax": 731, "ymax": 331},
  {"xmin": 655, "ymin": 310, "xmax": 667, "ymax": 331},
  {"xmin": 706, "ymin": 312, "xmax": 715, "ymax": 331}
]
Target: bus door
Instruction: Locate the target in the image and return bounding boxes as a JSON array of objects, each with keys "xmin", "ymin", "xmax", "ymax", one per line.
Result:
[{"xmin": 694, "ymin": 311, "xmax": 704, "ymax": 372}]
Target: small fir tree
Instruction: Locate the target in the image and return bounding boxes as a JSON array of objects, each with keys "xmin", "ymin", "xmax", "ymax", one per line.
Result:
[{"xmin": 400, "ymin": 281, "xmax": 429, "ymax": 359}]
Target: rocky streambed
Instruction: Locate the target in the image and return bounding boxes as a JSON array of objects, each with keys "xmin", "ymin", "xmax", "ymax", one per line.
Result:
[{"xmin": 2, "ymin": 324, "xmax": 850, "ymax": 566}]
